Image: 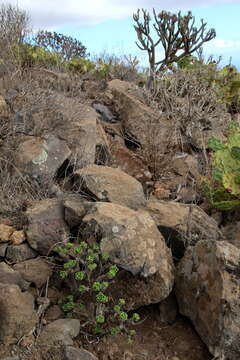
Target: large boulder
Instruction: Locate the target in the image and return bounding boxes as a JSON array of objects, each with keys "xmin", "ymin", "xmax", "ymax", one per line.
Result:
[
  {"xmin": 74, "ymin": 165, "xmax": 146, "ymax": 210},
  {"xmin": 26, "ymin": 198, "xmax": 69, "ymax": 255},
  {"xmin": 14, "ymin": 134, "xmax": 71, "ymax": 183},
  {"xmin": 108, "ymin": 80, "xmax": 172, "ymax": 152},
  {"xmin": 81, "ymin": 202, "xmax": 174, "ymax": 309},
  {"xmin": 146, "ymin": 200, "xmax": 222, "ymax": 259},
  {"xmin": 175, "ymin": 240, "xmax": 240, "ymax": 359},
  {"xmin": 39, "ymin": 94, "xmax": 97, "ymax": 169},
  {"xmin": 0, "ymin": 284, "xmax": 37, "ymax": 345}
]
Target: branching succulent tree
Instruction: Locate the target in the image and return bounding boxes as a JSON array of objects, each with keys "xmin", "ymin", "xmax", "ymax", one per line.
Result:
[
  {"xmin": 34, "ymin": 30, "xmax": 88, "ymax": 61},
  {"xmin": 133, "ymin": 9, "xmax": 216, "ymax": 83}
]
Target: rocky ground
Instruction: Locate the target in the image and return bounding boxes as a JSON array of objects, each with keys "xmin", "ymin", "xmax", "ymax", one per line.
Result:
[{"xmin": 0, "ymin": 67, "xmax": 239, "ymax": 360}]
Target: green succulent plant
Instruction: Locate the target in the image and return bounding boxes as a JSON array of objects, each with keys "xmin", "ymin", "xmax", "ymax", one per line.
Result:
[{"xmin": 205, "ymin": 122, "xmax": 240, "ymax": 210}]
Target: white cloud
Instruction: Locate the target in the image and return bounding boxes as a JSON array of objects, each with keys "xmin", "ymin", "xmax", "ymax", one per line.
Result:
[{"xmin": 0, "ymin": 0, "xmax": 239, "ymax": 28}]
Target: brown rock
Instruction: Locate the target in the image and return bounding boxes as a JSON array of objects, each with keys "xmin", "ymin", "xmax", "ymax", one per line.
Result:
[
  {"xmin": 64, "ymin": 197, "xmax": 92, "ymax": 228},
  {"xmin": 64, "ymin": 347, "xmax": 98, "ymax": 360},
  {"xmin": 26, "ymin": 198, "xmax": 69, "ymax": 255},
  {"xmin": 15, "ymin": 134, "xmax": 71, "ymax": 184},
  {"xmin": 45, "ymin": 305, "xmax": 63, "ymax": 323},
  {"xmin": 0, "ymin": 224, "xmax": 14, "ymax": 242},
  {"xmin": 6, "ymin": 244, "xmax": 37, "ymax": 263},
  {"xmin": 108, "ymin": 79, "xmax": 173, "ymax": 152},
  {"xmin": 176, "ymin": 240, "xmax": 240, "ymax": 359},
  {"xmin": 74, "ymin": 165, "xmax": 146, "ymax": 210},
  {"xmin": 146, "ymin": 200, "xmax": 222, "ymax": 259},
  {"xmin": 110, "ymin": 142, "xmax": 152, "ymax": 184},
  {"xmin": 0, "ymin": 284, "xmax": 37, "ymax": 345},
  {"xmin": 13, "ymin": 258, "xmax": 52, "ymax": 288},
  {"xmin": 82, "ymin": 202, "xmax": 174, "ymax": 309},
  {"xmin": 0, "ymin": 262, "xmax": 29, "ymax": 290},
  {"xmin": 10, "ymin": 230, "xmax": 25, "ymax": 245},
  {"xmin": 38, "ymin": 319, "xmax": 80, "ymax": 346},
  {"xmin": 221, "ymin": 221, "xmax": 240, "ymax": 249}
]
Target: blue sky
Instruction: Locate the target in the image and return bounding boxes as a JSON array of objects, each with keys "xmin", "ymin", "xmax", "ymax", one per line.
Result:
[{"xmin": 2, "ymin": 0, "xmax": 240, "ymax": 69}]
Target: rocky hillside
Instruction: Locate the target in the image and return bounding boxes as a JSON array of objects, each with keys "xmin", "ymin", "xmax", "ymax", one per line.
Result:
[{"xmin": 0, "ymin": 66, "xmax": 239, "ymax": 360}]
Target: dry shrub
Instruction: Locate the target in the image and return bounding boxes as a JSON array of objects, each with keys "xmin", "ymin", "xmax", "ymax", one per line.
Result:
[{"xmin": 140, "ymin": 68, "xmax": 228, "ymax": 179}]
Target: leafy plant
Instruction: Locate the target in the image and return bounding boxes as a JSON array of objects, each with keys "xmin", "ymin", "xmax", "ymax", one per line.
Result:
[
  {"xmin": 11, "ymin": 43, "xmax": 61, "ymax": 68},
  {"xmin": 65, "ymin": 57, "xmax": 96, "ymax": 73},
  {"xmin": 55, "ymin": 240, "xmax": 140, "ymax": 341},
  {"xmin": 204, "ymin": 122, "xmax": 240, "ymax": 210}
]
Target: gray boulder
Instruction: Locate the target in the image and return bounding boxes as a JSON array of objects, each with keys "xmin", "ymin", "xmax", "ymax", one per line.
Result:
[{"xmin": 176, "ymin": 240, "xmax": 240, "ymax": 359}]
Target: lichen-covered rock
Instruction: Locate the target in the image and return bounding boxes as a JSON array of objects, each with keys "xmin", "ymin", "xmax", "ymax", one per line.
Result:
[
  {"xmin": 15, "ymin": 134, "xmax": 71, "ymax": 183},
  {"xmin": 81, "ymin": 202, "xmax": 174, "ymax": 309},
  {"xmin": 13, "ymin": 258, "xmax": 52, "ymax": 288},
  {"xmin": 175, "ymin": 240, "xmax": 240, "ymax": 359},
  {"xmin": 146, "ymin": 200, "xmax": 222, "ymax": 259},
  {"xmin": 74, "ymin": 165, "xmax": 146, "ymax": 210},
  {"xmin": 0, "ymin": 284, "xmax": 37, "ymax": 345},
  {"xmin": 26, "ymin": 198, "xmax": 69, "ymax": 255}
]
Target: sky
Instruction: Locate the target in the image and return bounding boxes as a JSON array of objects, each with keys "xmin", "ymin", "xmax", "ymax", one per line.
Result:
[{"xmin": 1, "ymin": 0, "xmax": 240, "ymax": 69}]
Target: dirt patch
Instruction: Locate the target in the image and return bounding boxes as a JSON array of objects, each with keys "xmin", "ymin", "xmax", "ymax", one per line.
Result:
[{"xmin": 0, "ymin": 306, "xmax": 212, "ymax": 360}]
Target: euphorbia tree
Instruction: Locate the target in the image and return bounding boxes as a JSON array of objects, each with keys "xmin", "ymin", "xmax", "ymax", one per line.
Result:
[{"xmin": 133, "ymin": 9, "xmax": 216, "ymax": 84}]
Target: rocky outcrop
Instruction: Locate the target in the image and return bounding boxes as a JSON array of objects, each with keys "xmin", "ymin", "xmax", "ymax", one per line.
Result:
[
  {"xmin": 15, "ymin": 135, "xmax": 71, "ymax": 183},
  {"xmin": 74, "ymin": 165, "xmax": 146, "ymax": 210},
  {"xmin": 26, "ymin": 198, "xmax": 69, "ymax": 255},
  {"xmin": 176, "ymin": 240, "xmax": 240, "ymax": 359},
  {"xmin": 146, "ymin": 200, "xmax": 222, "ymax": 259},
  {"xmin": 108, "ymin": 79, "xmax": 172, "ymax": 152},
  {"xmin": 81, "ymin": 202, "xmax": 174, "ymax": 308},
  {"xmin": 0, "ymin": 284, "xmax": 37, "ymax": 345}
]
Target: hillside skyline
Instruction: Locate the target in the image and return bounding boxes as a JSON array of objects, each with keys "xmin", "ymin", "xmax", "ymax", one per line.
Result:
[{"xmin": 2, "ymin": 0, "xmax": 240, "ymax": 69}]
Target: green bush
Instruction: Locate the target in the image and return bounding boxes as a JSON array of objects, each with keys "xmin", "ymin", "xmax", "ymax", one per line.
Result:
[
  {"xmin": 11, "ymin": 43, "xmax": 61, "ymax": 68},
  {"xmin": 65, "ymin": 57, "xmax": 96, "ymax": 73},
  {"xmin": 203, "ymin": 122, "xmax": 240, "ymax": 210},
  {"xmin": 55, "ymin": 240, "xmax": 140, "ymax": 342}
]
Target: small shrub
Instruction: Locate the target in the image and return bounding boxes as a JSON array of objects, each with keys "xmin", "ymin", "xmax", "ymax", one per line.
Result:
[
  {"xmin": 55, "ymin": 240, "xmax": 140, "ymax": 341},
  {"xmin": 65, "ymin": 57, "xmax": 96, "ymax": 73}
]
